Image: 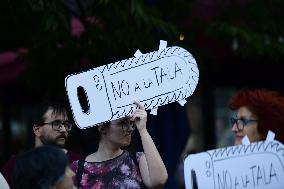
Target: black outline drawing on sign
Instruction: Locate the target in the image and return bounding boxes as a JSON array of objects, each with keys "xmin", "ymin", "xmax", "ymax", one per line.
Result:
[
  {"xmin": 184, "ymin": 139, "xmax": 284, "ymax": 189},
  {"xmin": 65, "ymin": 40, "xmax": 199, "ymax": 128}
]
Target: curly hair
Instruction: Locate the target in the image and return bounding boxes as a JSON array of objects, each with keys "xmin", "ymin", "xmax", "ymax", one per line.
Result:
[
  {"xmin": 229, "ymin": 89, "xmax": 284, "ymax": 143},
  {"xmin": 12, "ymin": 145, "xmax": 68, "ymax": 189}
]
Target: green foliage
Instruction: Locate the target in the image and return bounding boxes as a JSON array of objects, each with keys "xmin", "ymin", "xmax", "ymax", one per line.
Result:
[
  {"xmin": 0, "ymin": 0, "xmax": 179, "ymax": 95},
  {"xmin": 1, "ymin": 0, "xmax": 284, "ymax": 96},
  {"xmin": 206, "ymin": 0, "xmax": 284, "ymax": 59}
]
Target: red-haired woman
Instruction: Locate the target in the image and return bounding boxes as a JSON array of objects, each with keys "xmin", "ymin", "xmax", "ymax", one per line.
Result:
[{"xmin": 229, "ymin": 89, "xmax": 284, "ymax": 145}]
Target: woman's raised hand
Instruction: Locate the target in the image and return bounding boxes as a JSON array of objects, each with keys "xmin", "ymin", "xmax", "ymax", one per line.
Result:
[{"xmin": 130, "ymin": 101, "xmax": 147, "ymax": 132}]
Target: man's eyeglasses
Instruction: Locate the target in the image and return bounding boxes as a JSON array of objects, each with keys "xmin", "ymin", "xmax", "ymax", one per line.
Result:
[
  {"xmin": 230, "ymin": 117, "xmax": 258, "ymax": 131},
  {"xmin": 40, "ymin": 120, "xmax": 72, "ymax": 131}
]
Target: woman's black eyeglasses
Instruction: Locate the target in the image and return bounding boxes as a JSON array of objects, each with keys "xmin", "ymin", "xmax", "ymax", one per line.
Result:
[
  {"xmin": 40, "ymin": 120, "xmax": 72, "ymax": 131},
  {"xmin": 230, "ymin": 117, "xmax": 258, "ymax": 131},
  {"xmin": 117, "ymin": 119, "xmax": 136, "ymax": 131}
]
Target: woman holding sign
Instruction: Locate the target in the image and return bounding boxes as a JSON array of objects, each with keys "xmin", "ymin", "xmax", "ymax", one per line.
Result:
[
  {"xmin": 71, "ymin": 101, "xmax": 168, "ymax": 189},
  {"xmin": 229, "ymin": 88, "xmax": 284, "ymax": 145}
]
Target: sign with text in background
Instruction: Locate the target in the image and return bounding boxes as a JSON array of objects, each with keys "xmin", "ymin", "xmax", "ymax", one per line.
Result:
[
  {"xmin": 65, "ymin": 40, "xmax": 199, "ymax": 129},
  {"xmin": 184, "ymin": 138, "xmax": 284, "ymax": 189}
]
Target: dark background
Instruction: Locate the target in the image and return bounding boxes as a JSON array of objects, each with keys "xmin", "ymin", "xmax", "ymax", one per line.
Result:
[{"xmin": 1, "ymin": 0, "xmax": 284, "ymax": 188}]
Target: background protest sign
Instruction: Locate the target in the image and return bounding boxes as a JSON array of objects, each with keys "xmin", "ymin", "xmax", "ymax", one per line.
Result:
[
  {"xmin": 65, "ymin": 40, "xmax": 199, "ymax": 129},
  {"xmin": 184, "ymin": 134, "xmax": 284, "ymax": 189}
]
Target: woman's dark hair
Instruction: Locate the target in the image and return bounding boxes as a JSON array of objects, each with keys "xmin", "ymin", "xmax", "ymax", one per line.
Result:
[
  {"xmin": 93, "ymin": 121, "xmax": 111, "ymax": 145},
  {"xmin": 229, "ymin": 88, "xmax": 284, "ymax": 143},
  {"xmin": 12, "ymin": 145, "xmax": 68, "ymax": 189}
]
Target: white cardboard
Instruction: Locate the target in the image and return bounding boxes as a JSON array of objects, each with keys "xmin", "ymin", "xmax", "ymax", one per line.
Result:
[
  {"xmin": 241, "ymin": 135, "xmax": 250, "ymax": 145},
  {"xmin": 178, "ymin": 99, "xmax": 187, "ymax": 107},
  {"xmin": 0, "ymin": 173, "xmax": 10, "ymax": 189},
  {"xmin": 134, "ymin": 49, "xmax": 143, "ymax": 58},
  {"xmin": 150, "ymin": 108, "xmax": 158, "ymax": 116},
  {"xmin": 65, "ymin": 40, "xmax": 199, "ymax": 128},
  {"xmin": 266, "ymin": 131, "xmax": 275, "ymax": 142},
  {"xmin": 184, "ymin": 138, "xmax": 284, "ymax": 189},
  {"xmin": 159, "ymin": 40, "xmax": 167, "ymax": 50}
]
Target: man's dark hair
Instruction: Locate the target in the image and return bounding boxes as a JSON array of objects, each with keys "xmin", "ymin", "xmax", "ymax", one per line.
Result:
[
  {"xmin": 12, "ymin": 145, "xmax": 68, "ymax": 189},
  {"xmin": 33, "ymin": 100, "xmax": 69, "ymax": 125}
]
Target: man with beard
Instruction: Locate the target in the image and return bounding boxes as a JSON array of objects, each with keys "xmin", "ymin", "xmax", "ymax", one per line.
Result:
[{"xmin": 1, "ymin": 100, "xmax": 82, "ymax": 188}]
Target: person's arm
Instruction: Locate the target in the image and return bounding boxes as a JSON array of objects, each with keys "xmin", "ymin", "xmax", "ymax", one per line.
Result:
[{"xmin": 131, "ymin": 101, "xmax": 168, "ymax": 188}]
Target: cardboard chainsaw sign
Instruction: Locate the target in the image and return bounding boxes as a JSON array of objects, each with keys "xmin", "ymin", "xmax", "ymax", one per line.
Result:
[
  {"xmin": 184, "ymin": 132, "xmax": 284, "ymax": 189},
  {"xmin": 65, "ymin": 40, "xmax": 199, "ymax": 129}
]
